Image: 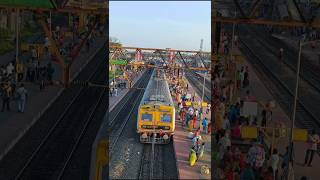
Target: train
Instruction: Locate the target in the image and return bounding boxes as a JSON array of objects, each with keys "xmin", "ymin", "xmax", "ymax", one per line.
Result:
[{"xmin": 137, "ymin": 68, "xmax": 175, "ymax": 144}]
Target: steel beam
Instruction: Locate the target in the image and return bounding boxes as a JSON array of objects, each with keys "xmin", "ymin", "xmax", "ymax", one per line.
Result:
[
  {"xmin": 212, "ymin": 16, "xmax": 320, "ymax": 28},
  {"xmin": 0, "ymin": 5, "xmax": 107, "ymax": 15},
  {"xmin": 111, "ymin": 46, "xmax": 211, "ymax": 54},
  {"xmin": 309, "ymin": 4, "xmax": 320, "ymax": 24},
  {"xmin": 233, "ymin": 0, "xmax": 247, "ymax": 18},
  {"xmin": 249, "ymin": 0, "xmax": 263, "ymax": 18},
  {"xmin": 292, "ymin": 0, "xmax": 307, "ymax": 23}
]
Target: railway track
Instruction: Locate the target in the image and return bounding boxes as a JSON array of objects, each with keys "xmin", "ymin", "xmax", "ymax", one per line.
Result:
[
  {"xmin": 185, "ymin": 71, "xmax": 211, "ymax": 102},
  {"xmin": 242, "ymin": 26, "xmax": 320, "ymax": 129},
  {"xmin": 109, "ymin": 69, "xmax": 153, "ymax": 154},
  {"xmin": 0, "ymin": 44, "xmax": 107, "ymax": 180},
  {"xmin": 109, "ymin": 69, "xmax": 178, "ymax": 179},
  {"xmin": 241, "ymin": 25, "xmax": 320, "ymax": 93},
  {"xmin": 138, "ymin": 142, "xmax": 177, "ymax": 179},
  {"xmin": 239, "ymin": 37, "xmax": 320, "ymax": 130},
  {"xmin": 109, "ymin": 69, "xmax": 152, "ymax": 179}
]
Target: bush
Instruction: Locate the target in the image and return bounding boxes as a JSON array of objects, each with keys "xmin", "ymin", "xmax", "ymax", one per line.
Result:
[
  {"xmin": 0, "ymin": 28, "xmax": 13, "ymax": 40},
  {"xmin": 0, "ymin": 41, "xmax": 14, "ymax": 55}
]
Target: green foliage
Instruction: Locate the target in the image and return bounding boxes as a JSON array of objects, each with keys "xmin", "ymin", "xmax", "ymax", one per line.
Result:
[
  {"xmin": 0, "ymin": 41, "xmax": 14, "ymax": 55},
  {"xmin": 0, "ymin": 28, "xmax": 13, "ymax": 40},
  {"xmin": 109, "ymin": 69, "xmax": 123, "ymax": 80}
]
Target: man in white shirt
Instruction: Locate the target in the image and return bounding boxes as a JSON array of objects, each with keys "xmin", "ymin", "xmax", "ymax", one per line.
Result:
[
  {"xmin": 304, "ymin": 130, "xmax": 320, "ymax": 166},
  {"xmin": 17, "ymin": 83, "xmax": 27, "ymax": 113},
  {"xmin": 6, "ymin": 63, "xmax": 14, "ymax": 76}
]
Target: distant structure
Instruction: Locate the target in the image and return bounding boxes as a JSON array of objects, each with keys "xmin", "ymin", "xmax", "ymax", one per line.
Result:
[{"xmin": 200, "ymin": 39, "xmax": 203, "ymax": 52}]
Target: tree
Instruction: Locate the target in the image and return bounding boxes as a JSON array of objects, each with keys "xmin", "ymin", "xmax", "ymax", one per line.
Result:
[{"xmin": 109, "ymin": 36, "xmax": 122, "ymax": 47}]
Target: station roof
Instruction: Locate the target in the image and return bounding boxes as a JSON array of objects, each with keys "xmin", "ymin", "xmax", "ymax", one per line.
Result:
[{"xmin": 0, "ymin": 0, "xmax": 56, "ymax": 9}]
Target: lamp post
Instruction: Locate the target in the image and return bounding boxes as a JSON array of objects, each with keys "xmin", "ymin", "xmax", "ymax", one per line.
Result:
[
  {"xmin": 287, "ymin": 39, "xmax": 320, "ymax": 180},
  {"xmin": 15, "ymin": 8, "xmax": 20, "ymax": 83},
  {"xmin": 230, "ymin": 10, "xmax": 236, "ymax": 62}
]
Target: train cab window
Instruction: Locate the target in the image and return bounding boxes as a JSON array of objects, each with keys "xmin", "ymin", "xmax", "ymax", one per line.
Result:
[
  {"xmin": 141, "ymin": 114, "xmax": 152, "ymax": 121},
  {"xmin": 161, "ymin": 114, "xmax": 171, "ymax": 123}
]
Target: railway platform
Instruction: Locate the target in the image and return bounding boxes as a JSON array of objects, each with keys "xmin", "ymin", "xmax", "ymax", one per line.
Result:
[
  {"xmin": 109, "ymin": 69, "xmax": 145, "ymax": 112},
  {"xmin": 172, "ymin": 75, "xmax": 211, "ymax": 179},
  {"xmin": 0, "ymin": 36, "xmax": 107, "ymax": 161},
  {"xmin": 216, "ymin": 45, "xmax": 320, "ymax": 179},
  {"xmin": 243, "ymin": 57, "xmax": 320, "ymax": 180}
]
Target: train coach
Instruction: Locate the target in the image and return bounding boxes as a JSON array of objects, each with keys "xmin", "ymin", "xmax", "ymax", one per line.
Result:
[{"xmin": 137, "ymin": 68, "xmax": 175, "ymax": 144}]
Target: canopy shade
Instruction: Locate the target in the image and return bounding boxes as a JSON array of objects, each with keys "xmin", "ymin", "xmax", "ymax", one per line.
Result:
[
  {"xmin": 0, "ymin": 0, "xmax": 56, "ymax": 9},
  {"xmin": 109, "ymin": 59, "xmax": 127, "ymax": 65}
]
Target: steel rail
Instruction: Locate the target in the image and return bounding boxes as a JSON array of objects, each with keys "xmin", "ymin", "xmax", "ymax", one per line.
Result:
[
  {"xmin": 56, "ymin": 90, "xmax": 106, "ymax": 179},
  {"xmin": 14, "ymin": 50, "xmax": 107, "ymax": 180}
]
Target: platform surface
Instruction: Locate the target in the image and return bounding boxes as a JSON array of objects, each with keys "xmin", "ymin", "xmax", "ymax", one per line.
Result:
[
  {"xmin": 236, "ymin": 46, "xmax": 320, "ymax": 180},
  {"xmin": 173, "ymin": 75, "xmax": 211, "ymax": 180}
]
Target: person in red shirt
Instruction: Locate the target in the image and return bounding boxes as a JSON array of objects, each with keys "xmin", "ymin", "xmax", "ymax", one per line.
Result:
[
  {"xmin": 192, "ymin": 115, "xmax": 197, "ymax": 129},
  {"xmin": 194, "ymin": 127, "xmax": 200, "ymax": 138},
  {"xmin": 224, "ymin": 164, "xmax": 235, "ymax": 180},
  {"xmin": 207, "ymin": 122, "xmax": 211, "ymax": 135}
]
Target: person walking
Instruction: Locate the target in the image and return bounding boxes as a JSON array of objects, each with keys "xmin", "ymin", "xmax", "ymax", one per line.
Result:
[
  {"xmin": 240, "ymin": 67, "xmax": 245, "ymax": 88},
  {"xmin": 271, "ymin": 148, "xmax": 280, "ymax": 180},
  {"xmin": 31, "ymin": 46, "xmax": 37, "ymax": 61},
  {"xmin": 207, "ymin": 103, "xmax": 211, "ymax": 114},
  {"xmin": 202, "ymin": 117, "xmax": 207, "ymax": 133},
  {"xmin": 191, "ymin": 114, "xmax": 196, "ymax": 129},
  {"xmin": 115, "ymin": 87, "xmax": 118, "ymax": 96},
  {"xmin": 16, "ymin": 61, "xmax": 24, "ymax": 82},
  {"xmin": 17, "ymin": 83, "xmax": 27, "ymax": 113},
  {"xmin": 1, "ymin": 83, "xmax": 11, "ymax": 112},
  {"xmin": 304, "ymin": 130, "xmax": 320, "ymax": 166}
]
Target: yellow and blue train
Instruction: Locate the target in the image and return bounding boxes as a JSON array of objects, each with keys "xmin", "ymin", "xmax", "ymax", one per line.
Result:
[{"xmin": 137, "ymin": 68, "xmax": 175, "ymax": 144}]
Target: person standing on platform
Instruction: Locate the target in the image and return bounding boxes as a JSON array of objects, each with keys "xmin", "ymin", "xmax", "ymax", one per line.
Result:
[
  {"xmin": 16, "ymin": 61, "xmax": 24, "ymax": 82},
  {"xmin": 44, "ymin": 36, "xmax": 50, "ymax": 55},
  {"xmin": 240, "ymin": 67, "xmax": 245, "ymax": 88},
  {"xmin": 1, "ymin": 83, "xmax": 11, "ymax": 112},
  {"xmin": 222, "ymin": 114, "xmax": 231, "ymax": 131},
  {"xmin": 304, "ymin": 130, "xmax": 320, "ymax": 166},
  {"xmin": 236, "ymin": 70, "xmax": 241, "ymax": 90},
  {"xmin": 31, "ymin": 46, "xmax": 37, "ymax": 61},
  {"xmin": 17, "ymin": 83, "xmax": 27, "ymax": 113},
  {"xmin": 202, "ymin": 117, "xmax": 207, "ymax": 133},
  {"xmin": 115, "ymin": 88, "xmax": 118, "ymax": 96},
  {"xmin": 270, "ymin": 148, "xmax": 279, "ymax": 179},
  {"xmin": 192, "ymin": 114, "xmax": 197, "ymax": 129}
]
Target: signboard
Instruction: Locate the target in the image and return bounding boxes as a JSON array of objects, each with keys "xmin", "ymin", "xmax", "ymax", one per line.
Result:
[
  {"xmin": 202, "ymin": 102, "xmax": 208, "ymax": 107},
  {"xmin": 241, "ymin": 126, "xmax": 258, "ymax": 139},
  {"xmin": 292, "ymin": 128, "xmax": 308, "ymax": 142},
  {"xmin": 243, "ymin": 101, "xmax": 258, "ymax": 116}
]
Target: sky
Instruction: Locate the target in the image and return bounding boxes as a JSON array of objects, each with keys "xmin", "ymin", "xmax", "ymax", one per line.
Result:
[{"xmin": 110, "ymin": 1, "xmax": 211, "ymax": 51}]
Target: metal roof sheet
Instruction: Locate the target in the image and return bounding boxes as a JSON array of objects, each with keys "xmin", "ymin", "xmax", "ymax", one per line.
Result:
[{"xmin": 0, "ymin": 0, "xmax": 56, "ymax": 9}]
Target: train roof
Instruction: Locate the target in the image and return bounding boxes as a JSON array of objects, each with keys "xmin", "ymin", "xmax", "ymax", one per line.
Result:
[{"xmin": 140, "ymin": 69, "xmax": 174, "ymax": 107}]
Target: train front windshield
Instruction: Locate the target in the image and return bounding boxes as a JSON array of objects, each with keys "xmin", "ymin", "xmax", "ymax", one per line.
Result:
[{"xmin": 161, "ymin": 114, "xmax": 171, "ymax": 123}]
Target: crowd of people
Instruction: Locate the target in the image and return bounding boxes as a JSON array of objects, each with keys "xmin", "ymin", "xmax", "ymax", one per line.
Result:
[
  {"xmin": 212, "ymin": 30, "xmax": 320, "ymax": 179},
  {"xmin": 167, "ymin": 74, "xmax": 212, "ymax": 169}
]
